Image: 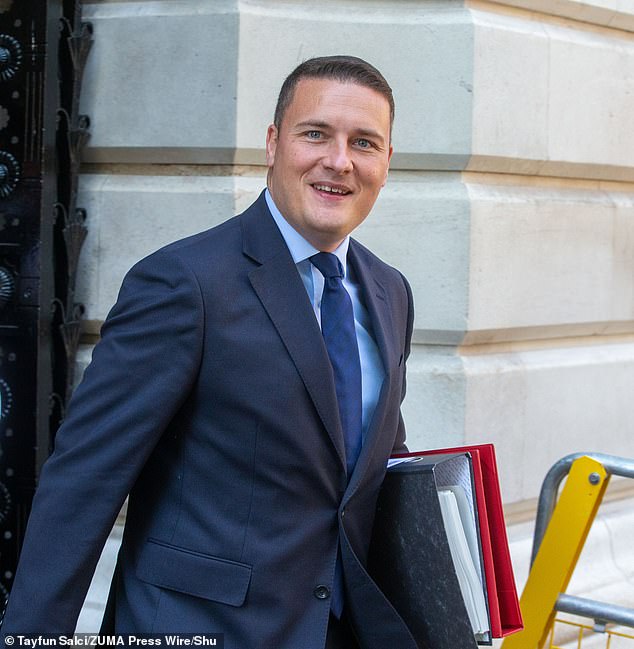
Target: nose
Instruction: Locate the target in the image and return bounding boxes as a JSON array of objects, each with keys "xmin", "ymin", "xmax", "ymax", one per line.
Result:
[{"xmin": 323, "ymin": 138, "xmax": 353, "ymax": 174}]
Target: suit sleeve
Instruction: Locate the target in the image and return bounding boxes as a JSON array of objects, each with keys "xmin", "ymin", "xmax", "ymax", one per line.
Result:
[
  {"xmin": 391, "ymin": 271, "xmax": 414, "ymax": 455},
  {"xmin": 1, "ymin": 248, "xmax": 204, "ymax": 633}
]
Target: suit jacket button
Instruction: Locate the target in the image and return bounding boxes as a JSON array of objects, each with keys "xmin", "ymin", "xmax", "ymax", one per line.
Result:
[{"xmin": 313, "ymin": 585, "xmax": 331, "ymax": 600}]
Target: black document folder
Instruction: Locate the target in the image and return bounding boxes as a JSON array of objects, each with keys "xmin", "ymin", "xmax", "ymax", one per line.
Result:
[{"xmin": 368, "ymin": 452, "xmax": 491, "ymax": 649}]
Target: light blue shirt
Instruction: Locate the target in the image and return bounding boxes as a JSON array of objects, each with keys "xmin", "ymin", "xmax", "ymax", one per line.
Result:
[{"xmin": 265, "ymin": 189, "xmax": 385, "ymax": 437}]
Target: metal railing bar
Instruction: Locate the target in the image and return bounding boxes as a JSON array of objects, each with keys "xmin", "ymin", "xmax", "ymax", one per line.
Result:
[
  {"xmin": 556, "ymin": 594, "xmax": 634, "ymax": 630},
  {"xmin": 531, "ymin": 452, "xmax": 634, "ymax": 565}
]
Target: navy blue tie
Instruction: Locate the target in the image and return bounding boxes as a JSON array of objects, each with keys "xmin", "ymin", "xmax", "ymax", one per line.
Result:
[
  {"xmin": 311, "ymin": 252, "xmax": 362, "ymax": 619},
  {"xmin": 310, "ymin": 252, "xmax": 362, "ymax": 477}
]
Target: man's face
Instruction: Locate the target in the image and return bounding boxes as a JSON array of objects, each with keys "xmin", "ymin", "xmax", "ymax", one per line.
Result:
[{"xmin": 266, "ymin": 78, "xmax": 393, "ymax": 252}]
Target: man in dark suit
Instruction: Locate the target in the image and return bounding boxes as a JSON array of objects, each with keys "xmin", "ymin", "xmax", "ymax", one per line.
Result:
[{"xmin": 1, "ymin": 56, "xmax": 417, "ymax": 649}]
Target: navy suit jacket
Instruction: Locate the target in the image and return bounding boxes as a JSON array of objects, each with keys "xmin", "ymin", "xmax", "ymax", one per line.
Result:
[{"xmin": 1, "ymin": 193, "xmax": 417, "ymax": 648}]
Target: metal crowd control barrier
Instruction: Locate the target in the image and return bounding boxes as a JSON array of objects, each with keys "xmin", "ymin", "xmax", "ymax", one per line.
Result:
[{"xmin": 502, "ymin": 453, "xmax": 634, "ymax": 649}]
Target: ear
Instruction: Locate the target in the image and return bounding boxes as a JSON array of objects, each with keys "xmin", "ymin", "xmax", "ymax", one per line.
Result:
[
  {"xmin": 381, "ymin": 144, "xmax": 394, "ymax": 187},
  {"xmin": 265, "ymin": 124, "xmax": 278, "ymax": 168}
]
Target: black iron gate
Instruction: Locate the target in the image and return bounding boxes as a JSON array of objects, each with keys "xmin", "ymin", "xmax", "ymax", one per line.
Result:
[{"xmin": 0, "ymin": 0, "xmax": 91, "ymax": 601}]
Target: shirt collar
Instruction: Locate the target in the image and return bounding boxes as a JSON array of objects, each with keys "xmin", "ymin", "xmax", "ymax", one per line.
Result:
[{"xmin": 265, "ymin": 188, "xmax": 350, "ymax": 275}]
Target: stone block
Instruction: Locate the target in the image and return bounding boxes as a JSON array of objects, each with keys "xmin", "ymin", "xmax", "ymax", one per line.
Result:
[
  {"xmin": 484, "ymin": 0, "xmax": 634, "ymax": 32},
  {"xmin": 81, "ymin": 1, "xmax": 240, "ymax": 163},
  {"xmin": 468, "ymin": 7, "xmax": 634, "ymax": 180},
  {"xmin": 465, "ymin": 178, "xmax": 634, "ymax": 342},
  {"xmin": 400, "ymin": 344, "xmax": 468, "ymax": 452},
  {"xmin": 76, "ymin": 172, "xmax": 264, "ymax": 322},
  {"xmin": 546, "ymin": 21, "xmax": 634, "ymax": 177},
  {"xmin": 469, "ymin": 9, "xmax": 550, "ymax": 166},
  {"xmin": 461, "ymin": 342, "xmax": 634, "ymax": 502}
]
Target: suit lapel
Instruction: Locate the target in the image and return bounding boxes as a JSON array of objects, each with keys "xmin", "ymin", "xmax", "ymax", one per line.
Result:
[
  {"xmin": 241, "ymin": 195, "xmax": 346, "ymax": 469},
  {"xmin": 345, "ymin": 240, "xmax": 399, "ymax": 494}
]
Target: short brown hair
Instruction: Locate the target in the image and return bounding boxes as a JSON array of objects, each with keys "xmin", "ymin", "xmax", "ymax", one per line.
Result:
[{"xmin": 273, "ymin": 55, "xmax": 394, "ymax": 131}]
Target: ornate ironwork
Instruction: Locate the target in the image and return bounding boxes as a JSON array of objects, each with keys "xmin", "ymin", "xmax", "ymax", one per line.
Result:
[
  {"xmin": 0, "ymin": 150, "xmax": 19, "ymax": 198},
  {"xmin": 52, "ymin": 1, "xmax": 92, "ymax": 426},
  {"xmin": 0, "ymin": 267, "xmax": 14, "ymax": 308},
  {"xmin": 0, "ymin": 0, "xmax": 92, "ymax": 603},
  {"xmin": 66, "ymin": 17, "xmax": 92, "ymax": 77},
  {"xmin": 52, "ymin": 297, "xmax": 85, "ymax": 406},
  {"xmin": 0, "ymin": 34, "xmax": 21, "ymax": 82},
  {"xmin": 54, "ymin": 203, "xmax": 87, "ymax": 283}
]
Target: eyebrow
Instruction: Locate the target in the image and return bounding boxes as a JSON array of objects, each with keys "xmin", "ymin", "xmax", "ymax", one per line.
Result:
[{"xmin": 294, "ymin": 121, "xmax": 386, "ymax": 143}]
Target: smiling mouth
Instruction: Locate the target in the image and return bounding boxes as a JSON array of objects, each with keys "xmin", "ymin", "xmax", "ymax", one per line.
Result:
[{"xmin": 312, "ymin": 183, "xmax": 351, "ymax": 196}]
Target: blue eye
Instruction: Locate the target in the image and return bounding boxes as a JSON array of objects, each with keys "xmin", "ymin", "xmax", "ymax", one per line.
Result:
[
  {"xmin": 356, "ymin": 138, "xmax": 371, "ymax": 148},
  {"xmin": 307, "ymin": 131, "xmax": 321, "ymax": 139}
]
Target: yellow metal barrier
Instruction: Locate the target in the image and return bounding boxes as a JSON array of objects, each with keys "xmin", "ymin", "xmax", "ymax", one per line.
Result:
[{"xmin": 502, "ymin": 456, "xmax": 610, "ymax": 649}]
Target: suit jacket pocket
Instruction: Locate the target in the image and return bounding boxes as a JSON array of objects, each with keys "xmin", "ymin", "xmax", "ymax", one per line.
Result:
[{"xmin": 136, "ymin": 538, "xmax": 252, "ymax": 607}]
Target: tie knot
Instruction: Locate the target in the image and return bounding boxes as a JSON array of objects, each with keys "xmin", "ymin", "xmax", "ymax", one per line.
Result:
[{"xmin": 310, "ymin": 252, "xmax": 343, "ymax": 280}]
